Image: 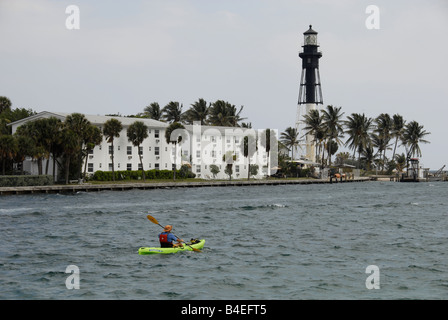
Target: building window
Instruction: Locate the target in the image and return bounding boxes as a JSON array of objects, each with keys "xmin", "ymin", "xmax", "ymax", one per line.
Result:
[
  {"xmin": 109, "ymin": 146, "xmax": 113, "ymax": 155},
  {"xmin": 148, "ymin": 163, "xmax": 151, "ymax": 168},
  {"xmin": 155, "ymin": 163, "xmax": 160, "ymax": 170},
  {"xmin": 88, "ymin": 149, "xmax": 94, "ymax": 155},
  {"xmin": 196, "ymin": 165, "xmax": 201, "ymax": 173},
  {"xmin": 88, "ymin": 163, "xmax": 94, "ymax": 172},
  {"xmin": 139, "ymin": 146, "xmax": 143, "ymax": 155},
  {"xmin": 108, "ymin": 163, "xmax": 113, "ymax": 170},
  {"xmin": 149, "ymin": 146, "xmax": 152, "ymax": 151},
  {"xmin": 236, "ymin": 165, "xmax": 240, "ymax": 173},
  {"xmin": 138, "ymin": 163, "xmax": 142, "ymax": 170},
  {"xmin": 127, "ymin": 163, "xmax": 132, "ymax": 171},
  {"xmin": 155, "ymin": 147, "xmax": 160, "ymax": 155},
  {"xmin": 155, "ymin": 130, "xmax": 159, "ymax": 138},
  {"xmin": 196, "ymin": 150, "xmax": 200, "ymax": 158},
  {"xmin": 127, "ymin": 146, "xmax": 132, "ymax": 155}
]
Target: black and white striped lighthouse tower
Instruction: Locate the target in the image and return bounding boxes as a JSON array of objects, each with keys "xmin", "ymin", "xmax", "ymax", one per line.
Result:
[{"xmin": 296, "ymin": 25, "xmax": 323, "ymax": 162}]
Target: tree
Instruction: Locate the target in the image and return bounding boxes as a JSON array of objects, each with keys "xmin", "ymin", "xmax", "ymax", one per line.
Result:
[
  {"xmin": 321, "ymin": 105, "xmax": 344, "ymax": 166},
  {"xmin": 144, "ymin": 102, "xmax": 162, "ymax": 120},
  {"xmin": 65, "ymin": 113, "xmax": 92, "ymax": 180},
  {"xmin": 240, "ymin": 132, "xmax": 258, "ymax": 180},
  {"xmin": 127, "ymin": 121, "xmax": 149, "ymax": 180},
  {"xmin": 103, "ymin": 118, "xmax": 123, "ymax": 181},
  {"xmin": 223, "ymin": 151, "xmax": 237, "ymax": 181},
  {"xmin": 13, "ymin": 134, "xmax": 34, "ymax": 174},
  {"xmin": 165, "ymin": 122, "xmax": 186, "ymax": 180},
  {"xmin": 183, "ymin": 98, "xmax": 210, "ymax": 125},
  {"xmin": 210, "ymin": 164, "xmax": 220, "ymax": 179},
  {"xmin": 59, "ymin": 127, "xmax": 80, "ymax": 184},
  {"xmin": 280, "ymin": 127, "xmax": 299, "ymax": 160},
  {"xmin": 15, "ymin": 119, "xmax": 47, "ymax": 175},
  {"xmin": 0, "ymin": 96, "xmax": 12, "ymax": 114},
  {"xmin": 0, "ymin": 134, "xmax": 17, "ymax": 175},
  {"xmin": 344, "ymin": 113, "xmax": 373, "ymax": 167},
  {"xmin": 249, "ymin": 164, "xmax": 259, "ymax": 178},
  {"xmin": 260, "ymin": 128, "xmax": 277, "ymax": 177},
  {"xmin": 360, "ymin": 145, "xmax": 376, "ymax": 172},
  {"xmin": 374, "ymin": 113, "xmax": 392, "ymax": 169},
  {"xmin": 208, "ymin": 100, "xmax": 246, "ymax": 127},
  {"xmin": 391, "ymin": 114, "xmax": 405, "ymax": 159},
  {"xmin": 162, "ymin": 101, "xmax": 183, "ymax": 123},
  {"xmin": 402, "ymin": 121, "xmax": 430, "ymax": 159},
  {"xmin": 82, "ymin": 125, "xmax": 103, "ymax": 179},
  {"xmin": 394, "ymin": 153, "xmax": 406, "ymax": 173},
  {"xmin": 302, "ymin": 109, "xmax": 323, "ymax": 161}
]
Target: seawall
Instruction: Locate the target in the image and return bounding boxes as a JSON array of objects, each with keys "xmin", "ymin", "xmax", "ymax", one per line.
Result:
[{"xmin": 0, "ymin": 177, "xmax": 372, "ymax": 195}]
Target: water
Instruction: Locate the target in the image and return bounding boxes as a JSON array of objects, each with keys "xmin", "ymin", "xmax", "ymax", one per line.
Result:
[{"xmin": 1, "ymin": 181, "xmax": 447, "ymax": 300}]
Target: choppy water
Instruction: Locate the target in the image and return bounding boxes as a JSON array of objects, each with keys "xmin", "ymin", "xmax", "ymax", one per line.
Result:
[{"xmin": 1, "ymin": 181, "xmax": 447, "ymax": 299}]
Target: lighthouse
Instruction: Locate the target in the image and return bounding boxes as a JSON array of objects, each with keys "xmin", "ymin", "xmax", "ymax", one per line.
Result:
[{"xmin": 296, "ymin": 25, "xmax": 323, "ymax": 163}]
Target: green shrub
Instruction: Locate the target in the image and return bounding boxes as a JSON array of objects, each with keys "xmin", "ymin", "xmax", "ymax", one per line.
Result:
[
  {"xmin": 0, "ymin": 175, "xmax": 54, "ymax": 187},
  {"xmin": 91, "ymin": 169, "xmax": 184, "ymax": 181}
]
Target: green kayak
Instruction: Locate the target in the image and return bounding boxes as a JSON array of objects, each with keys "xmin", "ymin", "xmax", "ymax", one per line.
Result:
[{"xmin": 138, "ymin": 239, "xmax": 205, "ymax": 255}]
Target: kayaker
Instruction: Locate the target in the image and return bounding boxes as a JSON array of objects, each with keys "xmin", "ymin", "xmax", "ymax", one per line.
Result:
[{"xmin": 159, "ymin": 225, "xmax": 184, "ymax": 248}]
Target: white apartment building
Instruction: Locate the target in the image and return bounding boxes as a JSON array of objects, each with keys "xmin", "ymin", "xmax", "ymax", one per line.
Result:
[{"xmin": 10, "ymin": 111, "xmax": 277, "ymax": 181}]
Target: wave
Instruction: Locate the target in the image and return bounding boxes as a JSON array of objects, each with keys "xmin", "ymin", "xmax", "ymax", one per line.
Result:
[{"xmin": 240, "ymin": 203, "xmax": 288, "ymax": 211}]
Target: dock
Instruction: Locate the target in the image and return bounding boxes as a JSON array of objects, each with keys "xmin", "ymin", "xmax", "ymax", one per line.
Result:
[{"xmin": 0, "ymin": 177, "xmax": 372, "ymax": 195}]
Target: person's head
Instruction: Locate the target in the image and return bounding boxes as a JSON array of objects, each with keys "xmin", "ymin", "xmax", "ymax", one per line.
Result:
[{"xmin": 164, "ymin": 225, "xmax": 172, "ymax": 232}]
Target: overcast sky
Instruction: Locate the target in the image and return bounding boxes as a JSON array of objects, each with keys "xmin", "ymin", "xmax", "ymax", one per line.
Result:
[{"xmin": 1, "ymin": 0, "xmax": 447, "ymax": 169}]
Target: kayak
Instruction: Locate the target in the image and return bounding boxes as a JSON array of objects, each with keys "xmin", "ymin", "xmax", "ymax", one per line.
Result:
[{"xmin": 138, "ymin": 239, "xmax": 205, "ymax": 255}]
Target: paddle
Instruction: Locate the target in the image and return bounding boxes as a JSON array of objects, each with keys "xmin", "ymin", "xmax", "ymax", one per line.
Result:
[{"xmin": 146, "ymin": 214, "xmax": 201, "ymax": 252}]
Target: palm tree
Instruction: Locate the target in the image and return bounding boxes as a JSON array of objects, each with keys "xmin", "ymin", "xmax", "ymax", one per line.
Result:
[
  {"xmin": 165, "ymin": 122, "xmax": 186, "ymax": 180},
  {"xmin": 60, "ymin": 127, "xmax": 80, "ymax": 184},
  {"xmin": 402, "ymin": 121, "xmax": 430, "ymax": 159},
  {"xmin": 103, "ymin": 118, "xmax": 123, "ymax": 181},
  {"xmin": 0, "ymin": 134, "xmax": 17, "ymax": 175},
  {"xmin": 13, "ymin": 134, "xmax": 34, "ymax": 175},
  {"xmin": 144, "ymin": 102, "xmax": 162, "ymax": 120},
  {"xmin": 260, "ymin": 128, "xmax": 277, "ymax": 177},
  {"xmin": 65, "ymin": 113, "xmax": 92, "ymax": 180},
  {"xmin": 15, "ymin": 120, "xmax": 47, "ymax": 175},
  {"xmin": 42, "ymin": 117, "xmax": 63, "ymax": 178},
  {"xmin": 391, "ymin": 114, "xmax": 405, "ymax": 159},
  {"xmin": 162, "ymin": 101, "xmax": 183, "ymax": 123},
  {"xmin": 321, "ymin": 105, "xmax": 345, "ymax": 166},
  {"xmin": 208, "ymin": 100, "xmax": 246, "ymax": 127},
  {"xmin": 374, "ymin": 113, "xmax": 392, "ymax": 169},
  {"xmin": 360, "ymin": 145, "xmax": 376, "ymax": 172},
  {"xmin": 280, "ymin": 127, "xmax": 299, "ymax": 160},
  {"xmin": 82, "ymin": 125, "xmax": 103, "ymax": 179},
  {"xmin": 302, "ymin": 109, "xmax": 323, "ymax": 161},
  {"xmin": 394, "ymin": 153, "xmax": 406, "ymax": 174},
  {"xmin": 127, "ymin": 121, "xmax": 149, "ymax": 180},
  {"xmin": 0, "ymin": 96, "xmax": 12, "ymax": 114},
  {"xmin": 183, "ymin": 98, "xmax": 210, "ymax": 125},
  {"xmin": 344, "ymin": 113, "xmax": 373, "ymax": 167},
  {"xmin": 240, "ymin": 132, "xmax": 258, "ymax": 180}
]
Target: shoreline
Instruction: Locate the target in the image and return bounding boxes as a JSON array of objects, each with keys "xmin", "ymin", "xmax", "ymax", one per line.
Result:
[{"xmin": 0, "ymin": 177, "xmax": 372, "ymax": 195}]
